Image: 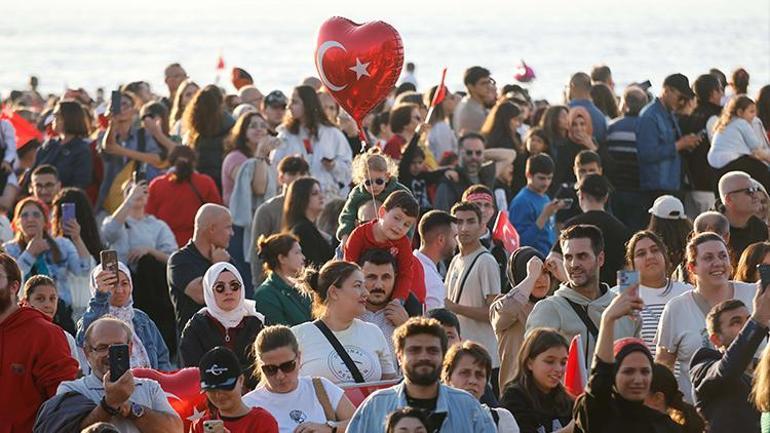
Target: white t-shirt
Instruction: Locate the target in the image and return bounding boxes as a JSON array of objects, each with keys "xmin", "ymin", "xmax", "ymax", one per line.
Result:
[
  {"xmin": 655, "ymin": 281, "xmax": 757, "ymax": 402},
  {"xmin": 243, "ymin": 376, "xmax": 344, "ymax": 433},
  {"xmin": 446, "ymin": 247, "xmax": 502, "ymax": 367},
  {"xmin": 415, "ymin": 250, "xmax": 447, "ymax": 311},
  {"xmin": 291, "ymin": 319, "xmax": 396, "ymax": 384},
  {"xmin": 485, "ymin": 405, "xmax": 520, "ymax": 433},
  {"xmin": 611, "ymin": 280, "xmax": 693, "ymax": 356}
]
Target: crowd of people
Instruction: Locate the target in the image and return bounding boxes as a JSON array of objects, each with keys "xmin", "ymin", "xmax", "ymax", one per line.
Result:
[{"xmin": 2, "ymin": 60, "xmax": 770, "ymax": 433}]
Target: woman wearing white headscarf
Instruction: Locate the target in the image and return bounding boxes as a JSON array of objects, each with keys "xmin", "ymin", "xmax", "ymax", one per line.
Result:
[
  {"xmin": 180, "ymin": 262, "xmax": 264, "ymax": 389},
  {"xmin": 76, "ymin": 261, "xmax": 172, "ymax": 371}
]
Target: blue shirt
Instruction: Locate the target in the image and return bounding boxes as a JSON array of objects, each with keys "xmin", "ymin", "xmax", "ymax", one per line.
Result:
[
  {"xmin": 346, "ymin": 382, "xmax": 495, "ymax": 433},
  {"xmin": 636, "ymin": 98, "xmax": 682, "ymax": 191},
  {"xmin": 569, "ymin": 99, "xmax": 608, "ymax": 143},
  {"xmin": 4, "ymin": 237, "xmax": 90, "ymax": 306},
  {"xmin": 508, "ymin": 187, "xmax": 555, "ymax": 255}
]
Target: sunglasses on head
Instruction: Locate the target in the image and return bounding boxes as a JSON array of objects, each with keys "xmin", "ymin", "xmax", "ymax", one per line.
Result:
[
  {"xmin": 260, "ymin": 358, "xmax": 297, "ymax": 376},
  {"xmin": 364, "ymin": 178, "xmax": 387, "ymax": 187},
  {"xmin": 213, "ymin": 281, "xmax": 241, "ymax": 294}
]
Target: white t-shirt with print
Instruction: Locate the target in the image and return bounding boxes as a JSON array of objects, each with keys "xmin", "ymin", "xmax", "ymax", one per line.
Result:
[
  {"xmin": 243, "ymin": 376, "xmax": 344, "ymax": 433},
  {"xmin": 655, "ymin": 281, "xmax": 757, "ymax": 402},
  {"xmin": 291, "ymin": 318, "xmax": 396, "ymax": 384}
]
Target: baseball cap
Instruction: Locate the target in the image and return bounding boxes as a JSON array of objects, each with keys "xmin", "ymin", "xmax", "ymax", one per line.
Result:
[
  {"xmin": 199, "ymin": 346, "xmax": 241, "ymax": 391},
  {"xmin": 663, "ymin": 73, "xmax": 695, "ymax": 99},
  {"xmin": 648, "ymin": 195, "xmax": 686, "ymax": 220},
  {"xmin": 264, "ymin": 90, "xmax": 288, "ymax": 108},
  {"xmin": 577, "ymin": 174, "xmax": 611, "ymax": 200}
]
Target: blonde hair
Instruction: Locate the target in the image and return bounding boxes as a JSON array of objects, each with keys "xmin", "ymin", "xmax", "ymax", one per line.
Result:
[
  {"xmin": 352, "ymin": 148, "xmax": 398, "ymax": 185},
  {"xmin": 713, "ymin": 95, "xmax": 755, "ymax": 133},
  {"xmin": 753, "ymin": 343, "xmax": 770, "ymax": 411}
]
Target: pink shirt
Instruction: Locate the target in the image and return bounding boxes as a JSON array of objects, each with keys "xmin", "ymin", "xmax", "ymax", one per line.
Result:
[{"xmin": 221, "ymin": 150, "xmax": 249, "ymax": 205}]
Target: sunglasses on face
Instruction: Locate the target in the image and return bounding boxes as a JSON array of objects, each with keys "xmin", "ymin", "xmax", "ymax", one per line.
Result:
[
  {"xmin": 465, "ymin": 150, "xmax": 483, "ymax": 157},
  {"xmin": 364, "ymin": 178, "xmax": 387, "ymax": 187},
  {"xmin": 728, "ymin": 186, "xmax": 760, "ymax": 196},
  {"xmin": 261, "ymin": 358, "xmax": 297, "ymax": 376},
  {"xmin": 213, "ymin": 281, "xmax": 241, "ymax": 294}
]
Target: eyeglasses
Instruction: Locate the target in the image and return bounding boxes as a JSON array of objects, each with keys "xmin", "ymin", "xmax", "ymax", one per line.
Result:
[
  {"xmin": 260, "ymin": 358, "xmax": 298, "ymax": 376},
  {"xmin": 86, "ymin": 343, "xmax": 128, "ymax": 355},
  {"xmin": 213, "ymin": 281, "xmax": 241, "ymax": 294},
  {"xmin": 464, "ymin": 150, "xmax": 483, "ymax": 157},
  {"xmin": 728, "ymin": 186, "xmax": 760, "ymax": 196},
  {"xmin": 364, "ymin": 178, "xmax": 387, "ymax": 187}
]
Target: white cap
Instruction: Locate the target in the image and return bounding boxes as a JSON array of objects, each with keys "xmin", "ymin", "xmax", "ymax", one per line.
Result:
[{"xmin": 648, "ymin": 195, "xmax": 686, "ymax": 220}]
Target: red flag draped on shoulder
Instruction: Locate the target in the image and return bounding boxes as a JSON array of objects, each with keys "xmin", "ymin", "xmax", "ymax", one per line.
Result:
[
  {"xmin": 0, "ymin": 107, "xmax": 43, "ymax": 147},
  {"xmin": 492, "ymin": 210, "xmax": 520, "ymax": 255},
  {"xmin": 564, "ymin": 334, "xmax": 587, "ymax": 398}
]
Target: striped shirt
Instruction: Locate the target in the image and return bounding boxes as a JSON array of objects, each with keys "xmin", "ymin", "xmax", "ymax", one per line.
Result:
[{"xmin": 638, "ymin": 281, "xmax": 693, "ymax": 355}]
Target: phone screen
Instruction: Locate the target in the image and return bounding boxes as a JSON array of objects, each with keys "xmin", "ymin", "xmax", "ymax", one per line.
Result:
[
  {"xmin": 110, "ymin": 90, "xmax": 122, "ymax": 116},
  {"xmin": 100, "ymin": 250, "xmax": 119, "ymax": 288},
  {"xmin": 758, "ymin": 264, "xmax": 770, "ymax": 293},
  {"xmin": 61, "ymin": 203, "xmax": 76, "ymax": 223},
  {"xmin": 109, "ymin": 344, "xmax": 130, "ymax": 382}
]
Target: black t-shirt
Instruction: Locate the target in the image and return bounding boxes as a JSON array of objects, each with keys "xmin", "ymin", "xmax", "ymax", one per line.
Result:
[
  {"xmin": 552, "ymin": 210, "xmax": 631, "ymax": 286},
  {"xmin": 167, "ymin": 241, "xmax": 214, "ymax": 332},
  {"xmin": 729, "ymin": 216, "xmax": 769, "ymax": 257}
]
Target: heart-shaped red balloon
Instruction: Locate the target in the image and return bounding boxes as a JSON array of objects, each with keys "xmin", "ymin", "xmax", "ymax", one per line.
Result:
[{"xmin": 315, "ymin": 16, "xmax": 404, "ymax": 126}]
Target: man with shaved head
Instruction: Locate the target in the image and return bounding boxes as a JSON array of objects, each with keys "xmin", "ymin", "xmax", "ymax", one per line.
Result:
[
  {"xmin": 238, "ymin": 85, "xmax": 264, "ymax": 109},
  {"xmin": 167, "ymin": 204, "xmax": 234, "ymax": 333},
  {"xmin": 719, "ymin": 171, "xmax": 768, "ymax": 254}
]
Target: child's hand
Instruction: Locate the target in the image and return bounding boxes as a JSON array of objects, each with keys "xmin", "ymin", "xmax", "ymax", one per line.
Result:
[{"xmin": 444, "ymin": 170, "xmax": 459, "ymax": 182}]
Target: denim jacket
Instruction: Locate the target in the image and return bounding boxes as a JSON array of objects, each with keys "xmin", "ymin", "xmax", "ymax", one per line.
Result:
[
  {"xmin": 76, "ymin": 290, "xmax": 172, "ymax": 371},
  {"xmin": 636, "ymin": 98, "xmax": 683, "ymax": 191},
  {"xmin": 346, "ymin": 382, "xmax": 496, "ymax": 433},
  {"xmin": 4, "ymin": 237, "xmax": 90, "ymax": 306}
]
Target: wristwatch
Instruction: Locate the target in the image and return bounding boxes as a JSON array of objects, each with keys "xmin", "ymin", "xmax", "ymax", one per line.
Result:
[
  {"xmin": 100, "ymin": 397, "xmax": 121, "ymax": 416},
  {"xmin": 325, "ymin": 420, "xmax": 338, "ymax": 433},
  {"xmin": 129, "ymin": 402, "xmax": 146, "ymax": 419}
]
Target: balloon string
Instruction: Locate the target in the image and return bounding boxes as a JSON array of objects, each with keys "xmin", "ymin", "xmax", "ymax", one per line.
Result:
[{"xmin": 356, "ymin": 120, "xmax": 381, "ymax": 228}]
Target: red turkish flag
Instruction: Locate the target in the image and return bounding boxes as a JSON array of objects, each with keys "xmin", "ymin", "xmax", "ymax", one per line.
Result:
[
  {"xmin": 492, "ymin": 211, "xmax": 520, "ymax": 255},
  {"xmin": 132, "ymin": 368, "xmax": 208, "ymax": 431},
  {"xmin": 430, "ymin": 67, "xmax": 448, "ymax": 107},
  {"xmin": 216, "ymin": 55, "xmax": 225, "ymax": 71},
  {"xmin": 0, "ymin": 109, "xmax": 43, "ymax": 147},
  {"xmin": 564, "ymin": 334, "xmax": 587, "ymax": 398}
]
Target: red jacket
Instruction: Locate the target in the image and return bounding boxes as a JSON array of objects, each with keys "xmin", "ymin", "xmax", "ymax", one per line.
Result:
[
  {"xmin": 344, "ymin": 220, "xmax": 425, "ymax": 303},
  {"xmin": 0, "ymin": 307, "xmax": 78, "ymax": 433},
  {"xmin": 145, "ymin": 172, "xmax": 223, "ymax": 247}
]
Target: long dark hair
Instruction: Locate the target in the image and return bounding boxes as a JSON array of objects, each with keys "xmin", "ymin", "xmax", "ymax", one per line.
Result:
[
  {"xmin": 282, "ymin": 177, "xmax": 320, "ymax": 231},
  {"xmin": 225, "ymin": 111, "xmax": 265, "ymax": 157},
  {"xmin": 591, "ymin": 83, "xmax": 619, "ymax": 118},
  {"xmin": 54, "ymin": 100, "xmax": 89, "ymax": 138},
  {"xmin": 647, "ymin": 215, "xmax": 693, "ymax": 273},
  {"xmin": 626, "ymin": 230, "xmax": 672, "ymax": 278},
  {"xmin": 285, "ymin": 85, "xmax": 332, "ymax": 139},
  {"xmin": 184, "ymin": 84, "xmax": 225, "ymax": 144},
  {"xmin": 757, "ymin": 85, "xmax": 770, "ymax": 130},
  {"xmin": 508, "ymin": 328, "xmax": 573, "ymax": 414},
  {"xmin": 481, "ymin": 100, "xmax": 523, "ymax": 151},
  {"xmin": 650, "ymin": 363, "xmax": 705, "ymax": 433},
  {"xmin": 539, "ymin": 105, "xmax": 569, "ymax": 145},
  {"xmin": 51, "ymin": 188, "xmax": 103, "ymax": 262}
]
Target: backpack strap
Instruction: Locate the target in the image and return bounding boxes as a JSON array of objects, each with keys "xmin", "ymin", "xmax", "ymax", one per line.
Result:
[
  {"xmin": 313, "ymin": 319, "xmax": 365, "ymax": 383},
  {"xmin": 453, "ymin": 251, "xmax": 490, "ymax": 304},
  {"xmin": 312, "ymin": 377, "xmax": 337, "ymax": 421}
]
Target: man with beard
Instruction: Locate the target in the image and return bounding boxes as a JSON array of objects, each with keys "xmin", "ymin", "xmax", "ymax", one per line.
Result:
[
  {"xmin": 357, "ymin": 249, "xmax": 422, "ymax": 356},
  {"xmin": 434, "ymin": 133, "xmax": 496, "ymax": 212},
  {"xmin": 0, "ymin": 252, "xmax": 78, "ymax": 432},
  {"xmin": 526, "ymin": 224, "xmax": 640, "ymax": 366},
  {"xmin": 347, "ymin": 317, "xmax": 496, "ymax": 433}
]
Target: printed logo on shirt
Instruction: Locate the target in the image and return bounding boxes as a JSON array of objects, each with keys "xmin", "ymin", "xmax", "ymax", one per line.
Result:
[
  {"xmin": 328, "ymin": 346, "xmax": 376, "ymax": 382},
  {"xmin": 289, "ymin": 410, "xmax": 307, "ymax": 424}
]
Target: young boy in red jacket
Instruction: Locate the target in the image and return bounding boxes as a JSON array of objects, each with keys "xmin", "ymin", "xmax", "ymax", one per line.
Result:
[
  {"xmin": 0, "ymin": 253, "xmax": 78, "ymax": 433},
  {"xmin": 344, "ymin": 190, "xmax": 425, "ymax": 302}
]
